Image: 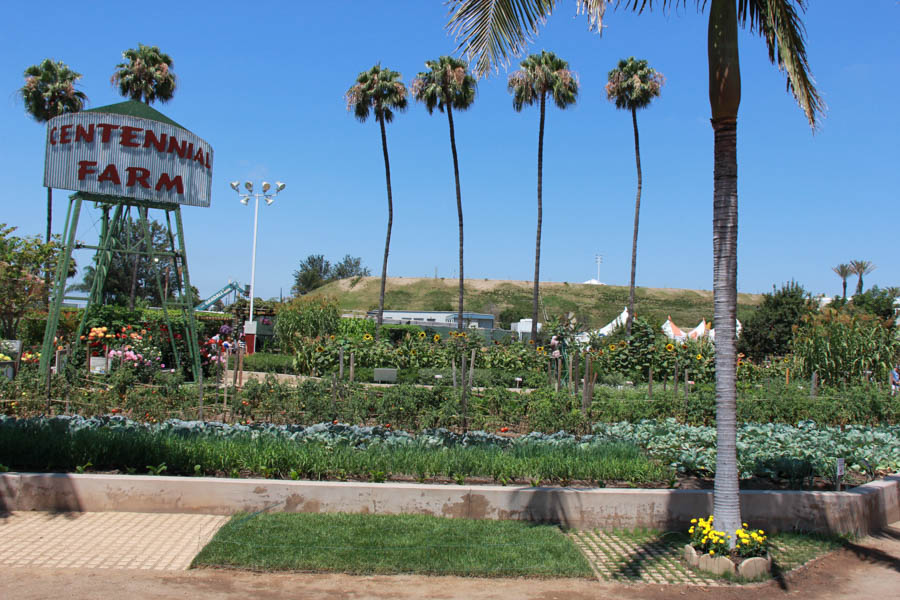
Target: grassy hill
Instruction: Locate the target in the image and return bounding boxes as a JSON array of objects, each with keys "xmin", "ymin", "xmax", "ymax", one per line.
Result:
[{"xmin": 311, "ymin": 277, "xmax": 763, "ymax": 330}]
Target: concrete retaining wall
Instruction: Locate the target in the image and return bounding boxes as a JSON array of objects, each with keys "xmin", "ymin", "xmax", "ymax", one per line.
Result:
[{"xmin": 1, "ymin": 473, "xmax": 897, "ymax": 535}]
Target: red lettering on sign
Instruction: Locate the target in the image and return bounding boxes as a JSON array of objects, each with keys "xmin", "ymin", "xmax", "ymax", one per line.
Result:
[
  {"xmin": 75, "ymin": 124, "xmax": 95, "ymax": 143},
  {"xmin": 120, "ymin": 126, "xmax": 142, "ymax": 148},
  {"xmin": 98, "ymin": 164, "xmax": 121, "ymax": 185},
  {"xmin": 193, "ymin": 147, "xmax": 204, "ymax": 164},
  {"xmin": 205, "ymin": 151, "xmax": 210, "ymax": 169},
  {"xmin": 166, "ymin": 136, "xmax": 187, "ymax": 158},
  {"xmin": 77, "ymin": 161, "xmax": 98, "ymax": 181},
  {"xmin": 126, "ymin": 167, "xmax": 151, "ymax": 188},
  {"xmin": 50, "ymin": 127, "xmax": 58, "ymax": 145},
  {"xmin": 155, "ymin": 173, "xmax": 184, "ymax": 194},
  {"xmin": 96, "ymin": 123, "xmax": 120, "ymax": 143},
  {"xmin": 143, "ymin": 130, "xmax": 167, "ymax": 152},
  {"xmin": 59, "ymin": 124, "xmax": 73, "ymax": 144}
]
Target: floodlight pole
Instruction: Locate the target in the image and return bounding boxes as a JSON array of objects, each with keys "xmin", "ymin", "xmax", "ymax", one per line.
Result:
[
  {"xmin": 249, "ymin": 193, "xmax": 260, "ymax": 322},
  {"xmin": 231, "ymin": 181, "xmax": 285, "ymax": 345}
]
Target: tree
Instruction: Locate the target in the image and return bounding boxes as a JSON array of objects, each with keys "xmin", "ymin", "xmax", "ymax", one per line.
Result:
[
  {"xmin": 292, "ymin": 255, "xmax": 331, "ymax": 296},
  {"xmin": 832, "ymin": 263, "xmax": 852, "ymax": 301},
  {"xmin": 849, "ymin": 260, "xmax": 875, "ymax": 296},
  {"xmin": 71, "ymin": 218, "xmax": 177, "ymax": 306},
  {"xmin": 447, "ymin": 0, "xmax": 822, "ymax": 547},
  {"xmin": 411, "ymin": 56, "xmax": 478, "ymax": 334},
  {"xmin": 345, "ymin": 65, "xmax": 408, "ymax": 341},
  {"xmin": 331, "ymin": 254, "xmax": 371, "ymax": 280},
  {"xmin": 507, "ymin": 50, "xmax": 578, "ymax": 342},
  {"xmin": 0, "ymin": 225, "xmax": 73, "ymax": 338},
  {"xmin": 737, "ymin": 281, "xmax": 815, "ymax": 361},
  {"xmin": 605, "ymin": 57, "xmax": 664, "ymax": 336},
  {"xmin": 19, "ymin": 59, "xmax": 88, "ymax": 244},
  {"xmin": 847, "ymin": 286, "xmax": 897, "ymax": 322},
  {"xmin": 292, "ymin": 254, "xmax": 371, "ymax": 296},
  {"xmin": 111, "ymin": 44, "xmax": 177, "ymax": 308},
  {"xmin": 111, "ymin": 43, "xmax": 176, "ymax": 105}
]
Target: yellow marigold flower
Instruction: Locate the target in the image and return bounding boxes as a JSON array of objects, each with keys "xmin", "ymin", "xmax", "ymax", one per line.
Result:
[
  {"xmin": 696, "ymin": 353, "xmax": 703, "ymax": 360},
  {"xmin": 689, "ymin": 527, "xmax": 695, "ymax": 533},
  {"xmin": 690, "ymin": 518, "xmax": 697, "ymax": 524},
  {"xmin": 709, "ymin": 550, "xmax": 715, "ymax": 556},
  {"xmin": 743, "ymin": 523, "xmax": 748, "ymax": 528}
]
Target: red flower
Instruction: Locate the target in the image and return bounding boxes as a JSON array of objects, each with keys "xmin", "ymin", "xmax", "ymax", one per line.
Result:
[
  {"xmin": 500, "ymin": 426, "xmax": 509, "ymax": 433},
  {"xmin": 332, "ymin": 419, "xmax": 339, "ymax": 425}
]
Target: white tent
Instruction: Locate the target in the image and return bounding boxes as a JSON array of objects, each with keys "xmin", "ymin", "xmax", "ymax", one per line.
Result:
[
  {"xmin": 574, "ymin": 307, "xmax": 629, "ymax": 344},
  {"xmin": 661, "ymin": 316, "xmax": 686, "ymax": 340}
]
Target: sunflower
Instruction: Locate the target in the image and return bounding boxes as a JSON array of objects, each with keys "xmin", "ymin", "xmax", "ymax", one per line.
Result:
[
  {"xmin": 696, "ymin": 353, "xmax": 703, "ymax": 360},
  {"xmin": 363, "ymin": 333, "xmax": 374, "ymax": 341},
  {"xmin": 459, "ymin": 332, "xmax": 467, "ymax": 338},
  {"xmin": 315, "ymin": 346, "xmax": 325, "ymax": 353},
  {"xmin": 418, "ymin": 331, "xmax": 426, "ymax": 339},
  {"xmin": 618, "ymin": 340, "xmax": 627, "ymax": 348},
  {"xmin": 433, "ymin": 334, "xmax": 441, "ymax": 342},
  {"xmin": 666, "ymin": 343, "xmax": 675, "ymax": 352},
  {"xmin": 528, "ymin": 339, "xmax": 535, "ymax": 345},
  {"xmin": 597, "ymin": 349, "xmax": 604, "ymax": 356},
  {"xmin": 609, "ymin": 344, "xmax": 617, "ymax": 352},
  {"xmin": 329, "ymin": 335, "xmax": 335, "ymax": 340},
  {"xmin": 536, "ymin": 346, "xmax": 544, "ymax": 353}
]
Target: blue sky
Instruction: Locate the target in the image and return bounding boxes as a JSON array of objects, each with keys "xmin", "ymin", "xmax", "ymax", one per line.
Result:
[{"xmin": 2, "ymin": 1, "xmax": 898, "ymax": 303}]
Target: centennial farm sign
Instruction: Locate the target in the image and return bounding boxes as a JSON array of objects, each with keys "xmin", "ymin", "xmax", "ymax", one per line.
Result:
[{"xmin": 44, "ymin": 108, "xmax": 213, "ymax": 207}]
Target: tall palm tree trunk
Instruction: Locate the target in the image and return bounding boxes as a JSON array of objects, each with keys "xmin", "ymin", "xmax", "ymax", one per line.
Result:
[
  {"xmin": 531, "ymin": 94, "xmax": 546, "ymax": 343},
  {"xmin": 44, "ymin": 187, "xmax": 53, "ymax": 307},
  {"xmin": 625, "ymin": 106, "xmax": 643, "ymax": 336},
  {"xmin": 46, "ymin": 188, "xmax": 53, "ymax": 243},
  {"xmin": 376, "ymin": 115, "xmax": 394, "ymax": 342},
  {"xmin": 841, "ymin": 279, "xmax": 847, "ymax": 301},
  {"xmin": 855, "ymin": 275, "xmax": 863, "ymax": 296},
  {"xmin": 447, "ymin": 103, "xmax": 468, "ymax": 428},
  {"xmin": 709, "ymin": 0, "xmax": 742, "ymax": 546},
  {"xmin": 447, "ymin": 104, "xmax": 464, "ymax": 334}
]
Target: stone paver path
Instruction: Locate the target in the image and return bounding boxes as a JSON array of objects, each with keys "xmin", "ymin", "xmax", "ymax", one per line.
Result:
[
  {"xmin": 0, "ymin": 512, "xmax": 228, "ymax": 570},
  {"xmin": 571, "ymin": 529, "xmax": 726, "ymax": 586}
]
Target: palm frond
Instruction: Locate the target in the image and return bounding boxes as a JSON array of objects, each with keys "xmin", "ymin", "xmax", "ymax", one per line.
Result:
[
  {"xmin": 447, "ymin": 0, "xmax": 607, "ymax": 78},
  {"xmin": 739, "ymin": 0, "xmax": 823, "ymax": 129}
]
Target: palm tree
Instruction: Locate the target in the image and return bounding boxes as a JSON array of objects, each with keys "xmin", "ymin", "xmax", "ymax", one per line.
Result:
[
  {"xmin": 606, "ymin": 57, "xmax": 664, "ymax": 336},
  {"xmin": 411, "ymin": 56, "xmax": 477, "ymax": 334},
  {"xmin": 447, "ymin": 0, "xmax": 822, "ymax": 546},
  {"xmin": 111, "ymin": 44, "xmax": 177, "ymax": 309},
  {"xmin": 508, "ymin": 51, "xmax": 578, "ymax": 342},
  {"xmin": 19, "ymin": 59, "xmax": 88, "ymax": 243},
  {"xmin": 832, "ymin": 263, "xmax": 852, "ymax": 301},
  {"xmin": 849, "ymin": 260, "xmax": 875, "ymax": 296},
  {"xmin": 345, "ymin": 65, "xmax": 408, "ymax": 341},
  {"xmin": 111, "ymin": 44, "xmax": 176, "ymax": 104}
]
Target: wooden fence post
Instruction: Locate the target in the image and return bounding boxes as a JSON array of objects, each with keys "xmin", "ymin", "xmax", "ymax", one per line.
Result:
[
  {"xmin": 469, "ymin": 349, "xmax": 476, "ymax": 389},
  {"xmin": 339, "ymin": 347, "xmax": 345, "ymax": 380},
  {"xmin": 349, "ymin": 351, "xmax": 355, "ymax": 383},
  {"xmin": 648, "ymin": 366, "xmax": 653, "ymax": 400}
]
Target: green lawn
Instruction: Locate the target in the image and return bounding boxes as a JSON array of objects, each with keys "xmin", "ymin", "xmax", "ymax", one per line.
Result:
[{"xmin": 192, "ymin": 512, "xmax": 594, "ymax": 577}]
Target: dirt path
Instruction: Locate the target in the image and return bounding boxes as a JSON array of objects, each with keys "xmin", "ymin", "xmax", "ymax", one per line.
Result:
[{"xmin": 2, "ymin": 522, "xmax": 898, "ymax": 599}]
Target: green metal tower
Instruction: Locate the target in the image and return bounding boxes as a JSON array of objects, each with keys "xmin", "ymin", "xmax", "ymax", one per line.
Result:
[{"xmin": 38, "ymin": 100, "xmax": 213, "ymax": 382}]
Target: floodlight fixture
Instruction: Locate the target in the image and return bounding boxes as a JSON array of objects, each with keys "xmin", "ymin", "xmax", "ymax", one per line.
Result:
[
  {"xmin": 240, "ymin": 197, "xmax": 249, "ymax": 206},
  {"xmin": 265, "ymin": 197, "xmax": 275, "ymax": 206},
  {"xmin": 230, "ymin": 181, "xmax": 240, "ymax": 192},
  {"xmin": 261, "ymin": 181, "xmax": 271, "ymax": 193},
  {"xmin": 275, "ymin": 181, "xmax": 286, "ymax": 192},
  {"xmin": 244, "ymin": 181, "xmax": 253, "ymax": 193}
]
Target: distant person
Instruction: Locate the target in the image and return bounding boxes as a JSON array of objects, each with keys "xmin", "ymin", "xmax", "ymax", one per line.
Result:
[{"xmin": 892, "ymin": 365, "xmax": 900, "ymax": 396}]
